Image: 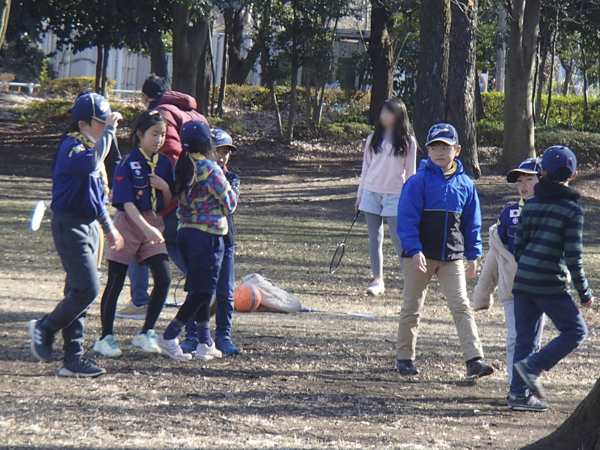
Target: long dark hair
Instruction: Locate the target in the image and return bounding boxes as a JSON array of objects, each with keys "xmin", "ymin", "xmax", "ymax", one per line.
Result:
[
  {"xmin": 370, "ymin": 98, "xmax": 415, "ymax": 157},
  {"xmin": 174, "ymin": 137, "xmax": 214, "ymax": 195},
  {"xmin": 129, "ymin": 110, "xmax": 167, "ymax": 148}
]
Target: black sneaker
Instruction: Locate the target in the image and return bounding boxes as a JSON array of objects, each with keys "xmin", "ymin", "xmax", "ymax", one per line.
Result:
[
  {"xmin": 514, "ymin": 359, "xmax": 546, "ymax": 399},
  {"xmin": 29, "ymin": 319, "xmax": 53, "ymax": 362},
  {"xmin": 396, "ymin": 359, "xmax": 419, "ymax": 375},
  {"xmin": 58, "ymin": 358, "xmax": 106, "ymax": 378},
  {"xmin": 508, "ymin": 393, "xmax": 549, "ymax": 412},
  {"xmin": 466, "ymin": 360, "xmax": 494, "ymax": 379}
]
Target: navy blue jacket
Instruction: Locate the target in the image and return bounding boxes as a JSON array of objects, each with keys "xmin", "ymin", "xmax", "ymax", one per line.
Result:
[
  {"xmin": 224, "ymin": 170, "xmax": 240, "ymax": 247},
  {"xmin": 397, "ymin": 158, "xmax": 482, "ymax": 261},
  {"xmin": 497, "ymin": 199, "xmax": 524, "ymax": 254}
]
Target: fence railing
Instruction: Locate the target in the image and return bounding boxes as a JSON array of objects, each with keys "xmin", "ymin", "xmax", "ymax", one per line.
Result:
[{"xmin": 1, "ymin": 82, "xmax": 42, "ymax": 93}]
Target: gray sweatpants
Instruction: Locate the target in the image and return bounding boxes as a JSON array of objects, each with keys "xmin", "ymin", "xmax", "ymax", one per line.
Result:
[
  {"xmin": 364, "ymin": 212, "xmax": 403, "ymax": 278},
  {"xmin": 41, "ymin": 212, "xmax": 101, "ymax": 361}
]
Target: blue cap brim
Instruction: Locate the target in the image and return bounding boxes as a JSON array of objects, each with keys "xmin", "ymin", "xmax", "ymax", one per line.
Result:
[
  {"xmin": 426, "ymin": 137, "xmax": 457, "ymax": 146},
  {"xmin": 506, "ymin": 169, "xmax": 539, "ymax": 183}
]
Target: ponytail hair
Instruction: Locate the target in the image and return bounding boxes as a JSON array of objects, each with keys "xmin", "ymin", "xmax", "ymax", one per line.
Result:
[
  {"xmin": 174, "ymin": 137, "xmax": 214, "ymax": 195},
  {"xmin": 129, "ymin": 110, "xmax": 166, "ymax": 148}
]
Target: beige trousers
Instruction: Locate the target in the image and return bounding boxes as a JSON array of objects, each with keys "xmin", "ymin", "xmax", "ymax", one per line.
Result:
[{"xmin": 397, "ymin": 258, "xmax": 484, "ymax": 362}]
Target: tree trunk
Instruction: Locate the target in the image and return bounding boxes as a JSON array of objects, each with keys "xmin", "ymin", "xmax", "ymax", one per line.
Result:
[
  {"xmin": 580, "ymin": 43, "xmax": 589, "ymax": 119},
  {"xmin": 521, "ymin": 377, "xmax": 600, "ymax": 449},
  {"xmin": 0, "ymin": 0, "xmax": 11, "ymax": 53},
  {"xmin": 95, "ymin": 45, "xmax": 103, "ymax": 93},
  {"xmin": 543, "ymin": 21, "xmax": 557, "ymax": 125},
  {"xmin": 414, "ymin": 0, "xmax": 451, "ymax": 147},
  {"xmin": 172, "ymin": 0, "xmax": 209, "ymax": 96},
  {"xmin": 496, "ymin": 2, "xmax": 507, "ymax": 92},
  {"xmin": 561, "ymin": 57, "xmax": 573, "ymax": 96},
  {"xmin": 475, "ymin": 79, "xmax": 485, "ymax": 120},
  {"xmin": 101, "ymin": 45, "xmax": 109, "ymax": 96},
  {"xmin": 227, "ymin": 8, "xmax": 261, "ymax": 85},
  {"xmin": 534, "ymin": 21, "xmax": 550, "ymax": 122},
  {"xmin": 285, "ymin": 5, "xmax": 299, "ymax": 143},
  {"xmin": 196, "ymin": 28, "xmax": 212, "ymax": 116},
  {"xmin": 148, "ymin": 31, "xmax": 169, "ymax": 78},
  {"xmin": 499, "ymin": 0, "xmax": 541, "ymax": 171},
  {"xmin": 217, "ymin": 10, "xmax": 230, "ymax": 117},
  {"xmin": 447, "ymin": 0, "xmax": 480, "ymax": 178},
  {"xmin": 367, "ymin": 0, "xmax": 395, "ymax": 125}
]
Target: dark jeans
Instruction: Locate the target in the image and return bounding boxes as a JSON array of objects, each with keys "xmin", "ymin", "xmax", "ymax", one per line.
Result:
[
  {"xmin": 510, "ymin": 291, "xmax": 588, "ymax": 396},
  {"xmin": 128, "ymin": 209, "xmax": 186, "ymax": 306},
  {"xmin": 41, "ymin": 212, "xmax": 102, "ymax": 360},
  {"xmin": 184, "ymin": 245, "xmax": 235, "ymax": 341}
]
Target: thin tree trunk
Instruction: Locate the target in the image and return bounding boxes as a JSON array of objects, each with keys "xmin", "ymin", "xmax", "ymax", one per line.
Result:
[
  {"xmin": 561, "ymin": 57, "xmax": 573, "ymax": 96},
  {"xmin": 285, "ymin": 4, "xmax": 299, "ymax": 143},
  {"xmin": 315, "ymin": 83, "xmax": 326, "ymax": 124},
  {"xmin": 447, "ymin": 0, "xmax": 480, "ymax": 178},
  {"xmin": 148, "ymin": 31, "xmax": 169, "ymax": 78},
  {"xmin": 217, "ymin": 11, "xmax": 230, "ymax": 117},
  {"xmin": 534, "ymin": 21, "xmax": 550, "ymax": 122},
  {"xmin": 0, "ymin": 0, "xmax": 11, "ymax": 53},
  {"xmin": 196, "ymin": 27, "xmax": 212, "ymax": 116},
  {"xmin": 101, "ymin": 45, "xmax": 109, "ymax": 96},
  {"xmin": 414, "ymin": 0, "xmax": 451, "ymax": 147},
  {"xmin": 475, "ymin": 79, "xmax": 485, "ymax": 120},
  {"xmin": 500, "ymin": 0, "xmax": 541, "ymax": 171},
  {"xmin": 496, "ymin": 2, "xmax": 507, "ymax": 92},
  {"xmin": 580, "ymin": 43, "xmax": 589, "ymax": 120},
  {"xmin": 95, "ymin": 45, "xmax": 103, "ymax": 93},
  {"xmin": 367, "ymin": 0, "xmax": 395, "ymax": 125},
  {"xmin": 303, "ymin": 68, "xmax": 312, "ymax": 118},
  {"xmin": 543, "ymin": 21, "xmax": 557, "ymax": 125}
]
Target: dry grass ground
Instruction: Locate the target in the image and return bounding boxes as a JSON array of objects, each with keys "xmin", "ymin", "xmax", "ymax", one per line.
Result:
[{"xmin": 1, "ymin": 111, "xmax": 600, "ymax": 449}]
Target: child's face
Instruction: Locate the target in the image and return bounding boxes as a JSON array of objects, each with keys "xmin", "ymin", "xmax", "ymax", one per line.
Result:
[
  {"xmin": 80, "ymin": 119, "xmax": 106, "ymax": 142},
  {"xmin": 379, "ymin": 108, "xmax": 396, "ymax": 132},
  {"xmin": 215, "ymin": 146, "xmax": 232, "ymax": 168},
  {"xmin": 427, "ymin": 141, "xmax": 461, "ymax": 171},
  {"xmin": 516, "ymin": 173, "xmax": 539, "ymax": 200},
  {"xmin": 138, "ymin": 123, "xmax": 167, "ymax": 155}
]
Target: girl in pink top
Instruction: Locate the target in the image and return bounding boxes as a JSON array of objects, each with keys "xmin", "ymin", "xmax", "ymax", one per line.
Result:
[{"xmin": 356, "ymin": 98, "xmax": 417, "ymax": 295}]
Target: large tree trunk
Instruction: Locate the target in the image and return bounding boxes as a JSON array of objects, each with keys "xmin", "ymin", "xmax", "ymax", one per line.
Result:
[
  {"xmin": 94, "ymin": 45, "xmax": 104, "ymax": 93},
  {"xmin": 216, "ymin": 10, "xmax": 230, "ymax": 117},
  {"xmin": 534, "ymin": 20, "xmax": 550, "ymax": 122},
  {"xmin": 414, "ymin": 0, "xmax": 451, "ymax": 147},
  {"xmin": 496, "ymin": 2, "xmax": 507, "ymax": 92},
  {"xmin": 522, "ymin": 377, "xmax": 600, "ymax": 449},
  {"xmin": 172, "ymin": 0, "xmax": 209, "ymax": 96},
  {"xmin": 148, "ymin": 31, "xmax": 169, "ymax": 78},
  {"xmin": 499, "ymin": 0, "xmax": 541, "ymax": 171},
  {"xmin": 227, "ymin": 8, "xmax": 261, "ymax": 85},
  {"xmin": 367, "ymin": 0, "xmax": 394, "ymax": 125},
  {"xmin": 0, "ymin": 0, "xmax": 11, "ymax": 53},
  {"xmin": 196, "ymin": 28, "xmax": 212, "ymax": 116},
  {"xmin": 447, "ymin": 0, "xmax": 480, "ymax": 178}
]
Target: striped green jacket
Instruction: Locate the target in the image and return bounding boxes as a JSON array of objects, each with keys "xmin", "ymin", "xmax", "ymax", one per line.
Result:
[{"xmin": 513, "ymin": 178, "xmax": 593, "ymax": 303}]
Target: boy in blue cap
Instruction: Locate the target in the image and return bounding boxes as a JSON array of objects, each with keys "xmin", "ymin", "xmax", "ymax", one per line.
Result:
[
  {"xmin": 180, "ymin": 128, "xmax": 241, "ymax": 357},
  {"xmin": 508, "ymin": 146, "xmax": 594, "ymax": 412},
  {"xmin": 29, "ymin": 93, "xmax": 124, "ymax": 377},
  {"xmin": 396, "ymin": 123, "xmax": 493, "ymax": 379}
]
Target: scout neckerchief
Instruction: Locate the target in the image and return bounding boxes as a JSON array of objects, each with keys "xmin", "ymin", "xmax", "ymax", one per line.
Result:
[
  {"xmin": 68, "ymin": 131, "xmax": 109, "ymax": 191},
  {"xmin": 190, "ymin": 152, "xmax": 206, "ymax": 161},
  {"xmin": 140, "ymin": 148, "xmax": 160, "ymax": 215},
  {"xmin": 444, "ymin": 161, "xmax": 458, "ymax": 179}
]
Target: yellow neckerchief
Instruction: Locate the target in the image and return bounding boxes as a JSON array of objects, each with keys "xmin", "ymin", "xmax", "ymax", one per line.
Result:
[
  {"xmin": 140, "ymin": 148, "xmax": 160, "ymax": 214},
  {"xmin": 518, "ymin": 198, "xmax": 525, "ymax": 208},
  {"xmin": 68, "ymin": 132, "xmax": 109, "ymax": 190},
  {"xmin": 444, "ymin": 161, "xmax": 458, "ymax": 179},
  {"xmin": 190, "ymin": 153, "xmax": 206, "ymax": 161}
]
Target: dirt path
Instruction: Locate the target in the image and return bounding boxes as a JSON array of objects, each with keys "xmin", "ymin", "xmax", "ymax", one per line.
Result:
[{"xmin": 1, "ymin": 120, "xmax": 600, "ymax": 449}]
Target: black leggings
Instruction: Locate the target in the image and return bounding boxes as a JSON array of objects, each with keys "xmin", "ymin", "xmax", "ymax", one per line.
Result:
[
  {"xmin": 174, "ymin": 291, "xmax": 212, "ymax": 327},
  {"xmin": 100, "ymin": 254, "xmax": 171, "ymax": 338}
]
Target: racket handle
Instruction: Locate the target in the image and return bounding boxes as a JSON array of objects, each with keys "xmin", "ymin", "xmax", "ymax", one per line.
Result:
[{"xmin": 300, "ymin": 308, "xmax": 318, "ymax": 313}]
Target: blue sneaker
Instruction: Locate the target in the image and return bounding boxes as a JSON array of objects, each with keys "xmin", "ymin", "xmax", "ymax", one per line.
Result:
[
  {"xmin": 216, "ymin": 337, "xmax": 240, "ymax": 356},
  {"xmin": 180, "ymin": 338, "xmax": 199, "ymax": 355},
  {"xmin": 58, "ymin": 357, "xmax": 106, "ymax": 378},
  {"xmin": 29, "ymin": 319, "xmax": 53, "ymax": 362}
]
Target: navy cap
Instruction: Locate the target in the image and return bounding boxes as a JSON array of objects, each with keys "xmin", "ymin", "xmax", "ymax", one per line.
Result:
[
  {"xmin": 211, "ymin": 128, "xmax": 237, "ymax": 152},
  {"xmin": 507, "ymin": 157, "xmax": 542, "ymax": 183},
  {"xmin": 541, "ymin": 146, "xmax": 577, "ymax": 180},
  {"xmin": 69, "ymin": 93, "xmax": 111, "ymax": 123},
  {"xmin": 180, "ymin": 120, "xmax": 211, "ymax": 144},
  {"xmin": 426, "ymin": 123, "xmax": 459, "ymax": 146}
]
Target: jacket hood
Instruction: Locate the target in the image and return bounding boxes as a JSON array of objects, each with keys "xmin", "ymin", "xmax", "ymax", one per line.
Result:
[
  {"xmin": 534, "ymin": 177, "xmax": 580, "ymax": 201},
  {"xmin": 420, "ymin": 157, "xmax": 465, "ymax": 176},
  {"xmin": 158, "ymin": 91, "xmax": 198, "ymax": 111}
]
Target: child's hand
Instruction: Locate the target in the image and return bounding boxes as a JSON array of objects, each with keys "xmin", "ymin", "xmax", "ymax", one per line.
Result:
[
  {"xmin": 106, "ymin": 229, "xmax": 124, "ymax": 251},
  {"xmin": 144, "ymin": 225, "xmax": 165, "ymax": 245},
  {"xmin": 105, "ymin": 112, "xmax": 123, "ymax": 128},
  {"xmin": 355, "ymin": 197, "xmax": 361, "ymax": 213},
  {"xmin": 582, "ymin": 298, "xmax": 594, "ymax": 308},
  {"xmin": 149, "ymin": 173, "xmax": 169, "ymax": 191},
  {"xmin": 466, "ymin": 260, "xmax": 477, "ymax": 279},
  {"xmin": 412, "ymin": 253, "xmax": 427, "ymax": 273}
]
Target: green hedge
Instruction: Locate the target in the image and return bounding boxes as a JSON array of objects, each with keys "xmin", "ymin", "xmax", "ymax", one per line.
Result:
[
  {"xmin": 40, "ymin": 77, "xmax": 117, "ymax": 95},
  {"xmin": 293, "ymin": 121, "xmax": 372, "ymax": 140},
  {"xmin": 20, "ymin": 100, "xmax": 143, "ymax": 124},
  {"xmin": 481, "ymin": 92, "xmax": 600, "ymax": 131}
]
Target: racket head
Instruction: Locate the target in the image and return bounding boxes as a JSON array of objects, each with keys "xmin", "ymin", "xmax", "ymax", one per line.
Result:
[
  {"xmin": 31, "ymin": 201, "xmax": 47, "ymax": 231},
  {"xmin": 329, "ymin": 242, "xmax": 346, "ymax": 274}
]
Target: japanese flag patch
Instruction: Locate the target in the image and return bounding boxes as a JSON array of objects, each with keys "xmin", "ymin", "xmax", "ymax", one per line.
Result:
[
  {"xmin": 130, "ymin": 161, "xmax": 142, "ymax": 170},
  {"xmin": 510, "ymin": 209, "xmax": 520, "ymax": 218}
]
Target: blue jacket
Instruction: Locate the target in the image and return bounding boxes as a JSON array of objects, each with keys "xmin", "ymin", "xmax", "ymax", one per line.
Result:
[
  {"xmin": 497, "ymin": 199, "xmax": 524, "ymax": 254},
  {"xmin": 51, "ymin": 128, "xmax": 114, "ymax": 224},
  {"xmin": 397, "ymin": 158, "xmax": 482, "ymax": 261}
]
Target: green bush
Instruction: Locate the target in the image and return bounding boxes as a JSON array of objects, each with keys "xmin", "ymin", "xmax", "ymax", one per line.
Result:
[
  {"xmin": 294, "ymin": 121, "xmax": 371, "ymax": 140},
  {"xmin": 110, "ymin": 104, "xmax": 145, "ymax": 124},
  {"xmin": 21, "ymin": 100, "xmax": 143, "ymax": 124},
  {"xmin": 40, "ymin": 77, "xmax": 116, "ymax": 95}
]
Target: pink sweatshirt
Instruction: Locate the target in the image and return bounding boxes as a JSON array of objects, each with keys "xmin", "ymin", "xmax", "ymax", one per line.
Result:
[{"xmin": 357, "ymin": 134, "xmax": 417, "ymax": 198}]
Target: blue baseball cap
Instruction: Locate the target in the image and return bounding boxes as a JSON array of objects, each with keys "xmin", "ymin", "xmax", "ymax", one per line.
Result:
[
  {"xmin": 69, "ymin": 92, "xmax": 111, "ymax": 123},
  {"xmin": 541, "ymin": 146, "xmax": 577, "ymax": 180},
  {"xmin": 211, "ymin": 128, "xmax": 237, "ymax": 152},
  {"xmin": 426, "ymin": 123, "xmax": 459, "ymax": 146},
  {"xmin": 180, "ymin": 120, "xmax": 212, "ymax": 144},
  {"xmin": 507, "ymin": 157, "xmax": 542, "ymax": 183}
]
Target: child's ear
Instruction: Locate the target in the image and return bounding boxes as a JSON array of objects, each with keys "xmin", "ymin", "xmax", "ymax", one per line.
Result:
[
  {"xmin": 137, "ymin": 130, "xmax": 144, "ymax": 140},
  {"xmin": 78, "ymin": 120, "xmax": 88, "ymax": 131},
  {"xmin": 455, "ymin": 145, "xmax": 462, "ymax": 157}
]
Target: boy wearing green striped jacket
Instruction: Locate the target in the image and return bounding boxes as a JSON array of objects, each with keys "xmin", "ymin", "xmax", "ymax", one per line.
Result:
[{"xmin": 508, "ymin": 146, "xmax": 594, "ymax": 412}]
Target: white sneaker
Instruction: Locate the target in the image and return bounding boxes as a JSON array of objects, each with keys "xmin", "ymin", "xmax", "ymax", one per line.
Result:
[
  {"xmin": 93, "ymin": 335, "xmax": 123, "ymax": 358},
  {"xmin": 194, "ymin": 342, "xmax": 223, "ymax": 361},
  {"xmin": 131, "ymin": 330, "xmax": 161, "ymax": 354},
  {"xmin": 366, "ymin": 279, "xmax": 385, "ymax": 296},
  {"xmin": 157, "ymin": 335, "xmax": 192, "ymax": 361}
]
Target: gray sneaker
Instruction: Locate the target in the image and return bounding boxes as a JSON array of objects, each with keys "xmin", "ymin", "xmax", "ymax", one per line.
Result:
[
  {"xmin": 514, "ymin": 359, "xmax": 546, "ymax": 399},
  {"xmin": 508, "ymin": 393, "xmax": 549, "ymax": 412},
  {"xmin": 29, "ymin": 319, "xmax": 54, "ymax": 362},
  {"xmin": 58, "ymin": 358, "xmax": 106, "ymax": 378}
]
